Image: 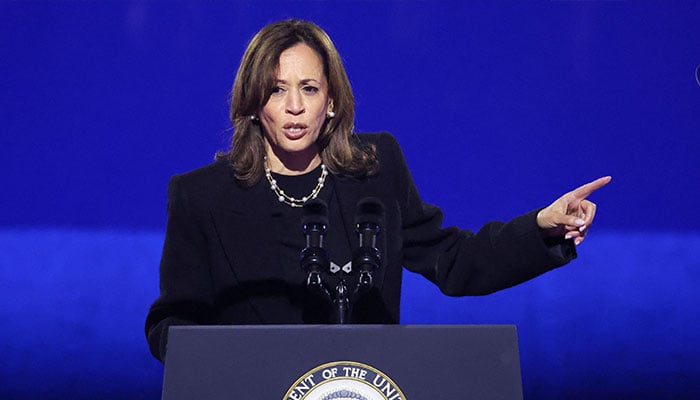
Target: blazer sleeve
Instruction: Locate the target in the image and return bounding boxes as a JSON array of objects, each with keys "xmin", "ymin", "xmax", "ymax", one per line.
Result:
[
  {"xmin": 382, "ymin": 133, "xmax": 577, "ymax": 296},
  {"xmin": 144, "ymin": 173, "xmax": 216, "ymax": 362}
]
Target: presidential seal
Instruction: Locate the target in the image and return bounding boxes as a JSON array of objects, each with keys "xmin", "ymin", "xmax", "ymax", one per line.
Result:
[{"xmin": 283, "ymin": 361, "xmax": 406, "ymax": 400}]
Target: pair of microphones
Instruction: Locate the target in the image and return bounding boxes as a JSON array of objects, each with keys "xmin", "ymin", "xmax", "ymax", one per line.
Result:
[{"xmin": 300, "ymin": 197, "xmax": 384, "ymax": 303}]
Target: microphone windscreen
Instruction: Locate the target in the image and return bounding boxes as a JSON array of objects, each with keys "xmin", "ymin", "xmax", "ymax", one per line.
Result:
[
  {"xmin": 354, "ymin": 197, "xmax": 385, "ymax": 226},
  {"xmin": 301, "ymin": 198, "xmax": 329, "ymax": 226}
]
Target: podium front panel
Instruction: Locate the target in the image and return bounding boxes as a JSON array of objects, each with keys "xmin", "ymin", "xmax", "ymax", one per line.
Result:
[{"xmin": 162, "ymin": 324, "xmax": 523, "ymax": 399}]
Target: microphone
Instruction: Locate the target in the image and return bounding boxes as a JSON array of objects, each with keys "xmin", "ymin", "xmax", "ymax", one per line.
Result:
[
  {"xmin": 352, "ymin": 197, "xmax": 384, "ymax": 286},
  {"xmin": 300, "ymin": 198, "xmax": 330, "ymax": 287}
]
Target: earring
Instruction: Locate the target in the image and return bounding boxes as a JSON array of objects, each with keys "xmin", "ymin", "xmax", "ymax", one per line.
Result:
[
  {"xmin": 327, "ymin": 111, "xmax": 335, "ymax": 118},
  {"xmin": 249, "ymin": 115, "xmax": 258, "ymax": 121}
]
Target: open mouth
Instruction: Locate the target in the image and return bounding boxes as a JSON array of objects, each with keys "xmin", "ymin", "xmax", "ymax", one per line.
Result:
[{"xmin": 283, "ymin": 123, "xmax": 308, "ymax": 138}]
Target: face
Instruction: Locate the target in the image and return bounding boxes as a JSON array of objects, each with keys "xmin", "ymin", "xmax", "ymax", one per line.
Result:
[{"xmin": 260, "ymin": 43, "xmax": 332, "ymax": 173}]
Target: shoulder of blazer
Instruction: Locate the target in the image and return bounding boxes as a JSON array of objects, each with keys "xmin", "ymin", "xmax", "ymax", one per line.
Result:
[
  {"xmin": 171, "ymin": 159, "xmax": 236, "ymax": 187},
  {"xmin": 353, "ymin": 132, "xmax": 405, "ymax": 170},
  {"xmin": 167, "ymin": 159, "xmax": 244, "ymax": 208}
]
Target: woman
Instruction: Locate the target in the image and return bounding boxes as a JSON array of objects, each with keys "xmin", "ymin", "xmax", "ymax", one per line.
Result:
[{"xmin": 145, "ymin": 19, "xmax": 610, "ymax": 362}]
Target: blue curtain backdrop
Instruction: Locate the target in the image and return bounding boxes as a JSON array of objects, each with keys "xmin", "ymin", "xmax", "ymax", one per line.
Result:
[{"xmin": 1, "ymin": 1, "xmax": 699, "ymax": 399}]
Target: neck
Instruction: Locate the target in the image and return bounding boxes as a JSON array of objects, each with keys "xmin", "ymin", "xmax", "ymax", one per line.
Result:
[{"xmin": 265, "ymin": 143, "xmax": 322, "ymax": 175}]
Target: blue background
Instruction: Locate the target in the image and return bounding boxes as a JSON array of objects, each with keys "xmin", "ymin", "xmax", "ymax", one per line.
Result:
[{"xmin": 1, "ymin": 1, "xmax": 699, "ymax": 399}]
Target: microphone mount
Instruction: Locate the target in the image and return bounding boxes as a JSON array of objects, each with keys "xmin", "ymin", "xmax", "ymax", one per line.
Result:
[{"xmin": 299, "ymin": 197, "xmax": 384, "ymax": 324}]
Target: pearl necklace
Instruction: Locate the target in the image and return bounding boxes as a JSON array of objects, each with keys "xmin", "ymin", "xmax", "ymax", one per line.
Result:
[{"xmin": 264, "ymin": 159, "xmax": 328, "ymax": 208}]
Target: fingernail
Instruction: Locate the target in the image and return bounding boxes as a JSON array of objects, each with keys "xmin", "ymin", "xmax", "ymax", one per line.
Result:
[
  {"xmin": 575, "ymin": 218, "xmax": 585, "ymax": 226},
  {"xmin": 565, "ymin": 233, "xmax": 573, "ymax": 240},
  {"xmin": 579, "ymin": 225, "xmax": 587, "ymax": 233}
]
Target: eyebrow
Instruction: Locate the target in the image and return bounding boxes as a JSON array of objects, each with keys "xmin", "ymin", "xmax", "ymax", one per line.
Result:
[{"xmin": 276, "ymin": 79, "xmax": 322, "ymax": 85}]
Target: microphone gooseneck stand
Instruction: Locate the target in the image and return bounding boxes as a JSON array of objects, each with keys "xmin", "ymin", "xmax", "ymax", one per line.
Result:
[{"xmin": 300, "ymin": 198, "xmax": 384, "ymax": 324}]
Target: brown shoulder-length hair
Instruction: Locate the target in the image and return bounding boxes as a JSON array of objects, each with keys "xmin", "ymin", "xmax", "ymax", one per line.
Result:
[{"xmin": 216, "ymin": 19, "xmax": 378, "ymax": 185}]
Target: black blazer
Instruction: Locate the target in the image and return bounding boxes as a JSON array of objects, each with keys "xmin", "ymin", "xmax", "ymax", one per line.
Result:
[{"xmin": 146, "ymin": 132, "xmax": 576, "ymax": 361}]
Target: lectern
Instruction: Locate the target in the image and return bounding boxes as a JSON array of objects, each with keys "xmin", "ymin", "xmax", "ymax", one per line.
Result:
[{"xmin": 162, "ymin": 325, "xmax": 523, "ymax": 399}]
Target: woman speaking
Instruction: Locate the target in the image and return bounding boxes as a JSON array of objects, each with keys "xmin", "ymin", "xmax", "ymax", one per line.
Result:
[{"xmin": 145, "ymin": 19, "xmax": 610, "ymax": 362}]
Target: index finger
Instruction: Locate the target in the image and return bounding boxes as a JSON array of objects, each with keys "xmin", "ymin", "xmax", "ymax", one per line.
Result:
[{"xmin": 571, "ymin": 176, "xmax": 612, "ymax": 200}]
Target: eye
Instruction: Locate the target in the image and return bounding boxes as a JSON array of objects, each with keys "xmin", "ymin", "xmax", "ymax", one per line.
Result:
[
  {"xmin": 270, "ymin": 86, "xmax": 285, "ymax": 95},
  {"xmin": 302, "ymin": 85, "xmax": 319, "ymax": 94}
]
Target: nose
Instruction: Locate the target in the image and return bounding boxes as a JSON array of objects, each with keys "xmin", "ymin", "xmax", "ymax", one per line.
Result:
[{"xmin": 285, "ymin": 89, "xmax": 304, "ymax": 115}]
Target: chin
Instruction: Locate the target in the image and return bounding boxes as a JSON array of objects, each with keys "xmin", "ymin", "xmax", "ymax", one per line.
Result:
[{"xmin": 278, "ymin": 137, "xmax": 319, "ymax": 154}]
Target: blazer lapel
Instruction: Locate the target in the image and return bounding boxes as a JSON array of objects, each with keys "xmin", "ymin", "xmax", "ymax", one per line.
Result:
[{"xmin": 210, "ymin": 178, "xmax": 285, "ymax": 285}]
